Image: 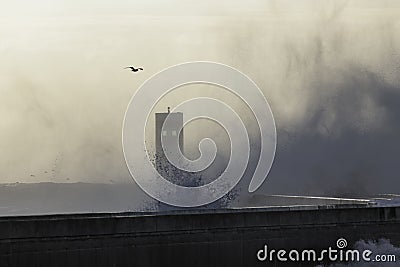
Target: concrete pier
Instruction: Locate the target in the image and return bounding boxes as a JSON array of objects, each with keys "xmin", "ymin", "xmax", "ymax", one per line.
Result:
[{"xmin": 0, "ymin": 204, "xmax": 399, "ymax": 266}]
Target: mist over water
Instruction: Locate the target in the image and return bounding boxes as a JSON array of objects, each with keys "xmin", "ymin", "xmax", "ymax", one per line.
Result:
[
  {"xmin": 0, "ymin": 0, "xmax": 399, "ymax": 208},
  {"xmin": 255, "ymin": 2, "xmax": 400, "ymax": 196}
]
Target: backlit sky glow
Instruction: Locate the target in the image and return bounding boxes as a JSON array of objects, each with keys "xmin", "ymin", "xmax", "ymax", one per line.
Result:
[{"xmin": 0, "ymin": 0, "xmax": 399, "ymax": 197}]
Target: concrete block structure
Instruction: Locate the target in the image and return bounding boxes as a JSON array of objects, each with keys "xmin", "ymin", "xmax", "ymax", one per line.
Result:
[
  {"xmin": 0, "ymin": 204, "xmax": 399, "ymax": 266},
  {"xmin": 155, "ymin": 108, "xmax": 184, "ymax": 178}
]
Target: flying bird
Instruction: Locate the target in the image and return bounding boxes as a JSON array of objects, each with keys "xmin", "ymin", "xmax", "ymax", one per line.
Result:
[{"xmin": 124, "ymin": 66, "xmax": 143, "ymax": 72}]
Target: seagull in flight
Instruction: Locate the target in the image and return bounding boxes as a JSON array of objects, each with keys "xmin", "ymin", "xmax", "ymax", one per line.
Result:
[{"xmin": 124, "ymin": 66, "xmax": 144, "ymax": 72}]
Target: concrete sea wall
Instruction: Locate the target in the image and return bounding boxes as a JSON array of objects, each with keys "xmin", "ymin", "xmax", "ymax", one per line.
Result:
[{"xmin": 0, "ymin": 205, "xmax": 399, "ymax": 266}]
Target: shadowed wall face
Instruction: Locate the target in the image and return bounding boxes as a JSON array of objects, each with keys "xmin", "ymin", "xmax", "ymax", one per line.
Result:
[
  {"xmin": 155, "ymin": 112, "xmax": 185, "ymax": 183},
  {"xmin": 1, "ymin": 207, "xmax": 399, "ymax": 266}
]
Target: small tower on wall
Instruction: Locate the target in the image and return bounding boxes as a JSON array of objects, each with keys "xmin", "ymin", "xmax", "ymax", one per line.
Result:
[{"xmin": 155, "ymin": 107, "xmax": 184, "ymax": 178}]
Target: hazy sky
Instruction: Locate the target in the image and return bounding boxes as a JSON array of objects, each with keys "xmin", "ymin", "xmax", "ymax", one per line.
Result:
[{"xmin": 0, "ymin": 0, "xmax": 399, "ymax": 196}]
